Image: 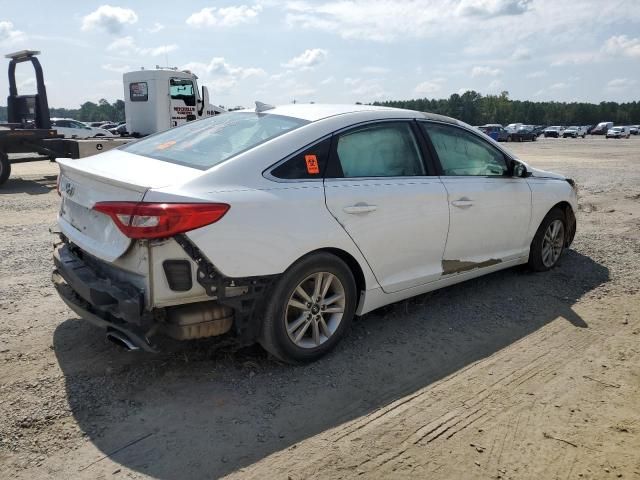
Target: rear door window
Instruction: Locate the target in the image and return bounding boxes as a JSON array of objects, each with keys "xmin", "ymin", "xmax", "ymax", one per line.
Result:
[{"xmin": 330, "ymin": 122, "xmax": 425, "ymax": 178}]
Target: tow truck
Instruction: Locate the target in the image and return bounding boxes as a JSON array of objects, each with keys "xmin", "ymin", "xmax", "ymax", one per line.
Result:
[
  {"xmin": 0, "ymin": 50, "xmax": 130, "ymax": 186},
  {"xmin": 0, "ymin": 51, "xmax": 225, "ymax": 186}
]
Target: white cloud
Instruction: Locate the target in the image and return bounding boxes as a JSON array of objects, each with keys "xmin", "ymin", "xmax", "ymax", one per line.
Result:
[
  {"xmin": 550, "ymin": 82, "xmax": 569, "ymax": 90},
  {"xmin": 0, "ymin": 21, "xmax": 26, "ymax": 46},
  {"xmin": 182, "ymin": 57, "xmax": 266, "ymax": 79},
  {"xmin": 551, "ymin": 52, "xmax": 602, "ymax": 66},
  {"xmin": 487, "ymin": 79, "xmax": 503, "ymax": 91},
  {"xmin": 526, "ymin": 70, "xmax": 547, "ymax": 78},
  {"xmin": 106, "ymin": 36, "xmax": 178, "ymax": 57},
  {"xmin": 606, "ymin": 78, "xmax": 637, "ymax": 90},
  {"xmin": 148, "ymin": 22, "xmax": 165, "ymax": 33},
  {"xmin": 344, "ymin": 77, "xmax": 387, "ymax": 99},
  {"xmin": 81, "ymin": 5, "xmax": 138, "ymax": 34},
  {"xmin": 180, "ymin": 57, "xmax": 266, "ymax": 94},
  {"xmin": 283, "ymin": 0, "xmax": 536, "ymax": 42},
  {"xmin": 511, "ymin": 47, "xmax": 531, "ymax": 60},
  {"xmin": 602, "ymin": 35, "xmax": 640, "ymax": 58},
  {"xmin": 102, "ymin": 63, "xmax": 131, "ymax": 73},
  {"xmin": 362, "ymin": 66, "xmax": 390, "ymax": 74},
  {"xmin": 186, "ymin": 5, "xmax": 262, "ymax": 28},
  {"xmin": 471, "ymin": 66, "xmax": 502, "ymax": 77},
  {"xmin": 414, "ymin": 80, "xmax": 443, "ymax": 96},
  {"xmin": 282, "ymin": 48, "xmax": 328, "ymax": 69},
  {"xmin": 320, "ymin": 76, "xmax": 335, "ymax": 85},
  {"xmin": 18, "ymin": 77, "xmax": 36, "ymax": 89},
  {"xmin": 456, "ymin": 0, "xmax": 533, "ymax": 17}
]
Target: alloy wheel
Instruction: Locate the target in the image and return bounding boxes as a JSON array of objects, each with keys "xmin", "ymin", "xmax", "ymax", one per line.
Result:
[
  {"xmin": 285, "ymin": 272, "xmax": 346, "ymax": 349},
  {"xmin": 541, "ymin": 219, "xmax": 565, "ymax": 268}
]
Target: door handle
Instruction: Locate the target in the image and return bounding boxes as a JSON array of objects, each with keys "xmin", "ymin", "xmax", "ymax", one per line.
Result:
[
  {"xmin": 451, "ymin": 198, "xmax": 474, "ymax": 208},
  {"xmin": 343, "ymin": 203, "xmax": 378, "ymax": 214}
]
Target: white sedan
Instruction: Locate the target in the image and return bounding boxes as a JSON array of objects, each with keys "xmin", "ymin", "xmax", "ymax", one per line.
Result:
[
  {"xmin": 51, "ymin": 118, "xmax": 115, "ymax": 139},
  {"xmin": 52, "ymin": 104, "xmax": 577, "ymax": 363}
]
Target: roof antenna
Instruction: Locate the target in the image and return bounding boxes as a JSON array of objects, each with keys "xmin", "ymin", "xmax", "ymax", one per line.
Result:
[{"xmin": 255, "ymin": 101, "xmax": 275, "ymax": 112}]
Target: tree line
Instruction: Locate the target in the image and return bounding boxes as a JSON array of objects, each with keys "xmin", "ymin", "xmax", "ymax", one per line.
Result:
[
  {"xmin": 2, "ymin": 93, "xmax": 638, "ymax": 126},
  {"xmin": 374, "ymin": 91, "xmax": 640, "ymax": 126},
  {"xmin": 0, "ymin": 99, "xmax": 125, "ymax": 123}
]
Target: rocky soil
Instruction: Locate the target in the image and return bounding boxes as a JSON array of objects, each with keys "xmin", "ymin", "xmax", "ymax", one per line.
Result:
[{"xmin": 0, "ymin": 137, "xmax": 639, "ymax": 479}]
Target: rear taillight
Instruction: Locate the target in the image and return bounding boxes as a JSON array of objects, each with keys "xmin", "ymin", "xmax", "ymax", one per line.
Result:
[{"xmin": 93, "ymin": 202, "xmax": 229, "ymax": 239}]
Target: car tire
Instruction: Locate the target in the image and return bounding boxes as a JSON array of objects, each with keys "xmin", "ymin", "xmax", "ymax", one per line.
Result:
[
  {"xmin": 506, "ymin": 135, "xmax": 512, "ymax": 142},
  {"xmin": 528, "ymin": 208, "xmax": 566, "ymax": 272},
  {"xmin": 259, "ymin": 252, "xmax": 357, "ymax": 364},
  {"xmin": 0, "ymin": 151, "xmax": 11, "ymax": 186}
]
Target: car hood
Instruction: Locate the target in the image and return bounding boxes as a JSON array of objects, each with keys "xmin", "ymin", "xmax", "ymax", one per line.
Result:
[{"xmin": 528, "ymin": 166, "xmax": 566, "ymax": 180}]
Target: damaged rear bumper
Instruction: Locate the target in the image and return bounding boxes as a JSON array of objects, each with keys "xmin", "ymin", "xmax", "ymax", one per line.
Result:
[{"xmin": 53, "ymin": 243, "xmax": 157, "ymax": 351}]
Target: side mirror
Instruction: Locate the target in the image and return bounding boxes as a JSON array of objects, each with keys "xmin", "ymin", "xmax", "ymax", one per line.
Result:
[{"xmin": 512, "ymin": 162, "xmax": 528, "ymax": 178}]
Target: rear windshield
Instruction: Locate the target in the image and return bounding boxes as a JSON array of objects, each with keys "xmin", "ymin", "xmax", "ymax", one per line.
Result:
[{"xmin": 122, "ymin": 112, "xmax": 309, "ymax": 170}]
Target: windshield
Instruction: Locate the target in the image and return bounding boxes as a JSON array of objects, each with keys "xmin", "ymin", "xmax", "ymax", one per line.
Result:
[
  {"xmin": 122, "ymin": 112, "xmax": 309, "ymax": 170},
  {"xmin": 612, "ymin": 127, "xmax": 623, "ymax": 131}
]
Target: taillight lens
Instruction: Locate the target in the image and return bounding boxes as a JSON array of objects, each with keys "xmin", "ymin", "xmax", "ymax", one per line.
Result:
[{"xmin": 93, "ymin": 202, "xmax": 229, "ymax": 239}]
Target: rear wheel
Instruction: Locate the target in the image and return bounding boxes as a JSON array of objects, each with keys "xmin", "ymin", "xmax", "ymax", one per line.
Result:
[
  {"xmin": 528, "ymin": 209, "xmax": 566, "ymax": 272},
  {"xmin": 0, "ymin": 152, "xmax": 11, "ymax": 186},
  {"xmin": 259, "ymin": 252, "xmax": 357, "ymax": 364}
]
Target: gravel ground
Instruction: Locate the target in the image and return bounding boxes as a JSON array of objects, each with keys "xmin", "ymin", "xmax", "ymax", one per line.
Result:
[{"xmin": 0, "ymin": 137, "xmax": 639, "ymax": 479}]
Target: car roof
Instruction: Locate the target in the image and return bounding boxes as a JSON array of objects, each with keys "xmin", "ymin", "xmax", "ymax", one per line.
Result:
[{"xmin": 237, "ymin": 103, "xmax": 457, "ymax": 124}]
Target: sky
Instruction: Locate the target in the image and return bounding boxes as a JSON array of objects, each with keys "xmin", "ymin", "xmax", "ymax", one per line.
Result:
[{"xmin": 0, "ymin": 0, "xmax": 639, "ymax": 109}]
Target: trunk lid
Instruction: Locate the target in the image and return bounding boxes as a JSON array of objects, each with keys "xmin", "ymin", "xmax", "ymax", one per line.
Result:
[{"xmin": 57, "ymin": 150, "xmax": 203, "ymax": 262}]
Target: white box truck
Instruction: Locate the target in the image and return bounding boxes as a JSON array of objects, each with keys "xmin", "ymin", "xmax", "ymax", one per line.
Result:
[{"xmin": 124, "ymin": 67, "xmax": 225, "ymax": 137}]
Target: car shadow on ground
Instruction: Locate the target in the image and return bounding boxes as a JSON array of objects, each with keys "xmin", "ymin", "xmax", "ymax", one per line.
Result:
[
  {"xmin": 0, "ymin": 174, "xmax": 57, "ymax": 195},
  {"xmin": 53, "ymin": 250, "xmax": 607, "ymax": 479}
]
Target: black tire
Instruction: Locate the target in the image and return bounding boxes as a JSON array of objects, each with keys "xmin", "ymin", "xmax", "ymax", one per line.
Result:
[
  {"xmin": 506, "ymin": 135, "xmax": 512, "ymax": 142},
  {"xmin": 259, "ymin": 252, "xmax": 357, "ymax": 364},
  {"xmin": 528, "ymin": 208, "xmax": 566, "ymax": 272},
  {"xmin": 0, "ymin": 152, "xmax": 11, "ymax": 186}
]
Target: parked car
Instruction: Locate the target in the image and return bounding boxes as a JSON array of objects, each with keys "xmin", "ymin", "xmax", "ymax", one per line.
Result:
[
  {"xmin": 108, "ymin": 123, "xmax": 128, "ymax": 136},
  {"xmin": 99, "ymin": 122, "xmax": 119, "ymax": 130},
  {"xmin": 630, "ymin": 125, "xmax": 639, "ymax": 135},
  {"xmin": 562, "ymin": 126, "xmax": 587, "ymax": 138},
  {"xmin": 52, "ymin": 104, "xmax": 578, "ymax": 363},
  {"xmin": 505, "ymin": 123, "xmax": 524, "ymax": 133},
  {"xmin": 51, "ymin": 118, "xmax": 115, "ymax": 139},
  {"xmin": 87, "ymin": 121, "xmax": 110, "ymax": 128},
  {"xmin": 591, "ymin": 122, "xmax": 613, "ymax": 135},
  {"xmin": 478, "ymin": 124, "xmax": 512, "ymax": 142},
  {"xmin": 606, "ymin": 126, "xmax": 631, "ymax": 139},
  {"xmin": 511, "ymin": 126, "xmax": 537, "ymax": 142},
  {"xmin": 543, "ymin": 126, "xmax": 563, "ymax": 138}
]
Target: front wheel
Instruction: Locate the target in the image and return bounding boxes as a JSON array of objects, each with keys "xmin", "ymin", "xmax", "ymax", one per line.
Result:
[
  {"xmin": 259, "ymin": 252, "xmax": 357, "ymax": 364},
  {"xmin": 528, "ymin": 209, "xmax": 566, "ymax": 272},
  {"xmin": 0, "ymin": 151, "xmax": 11, "ymax": 186}
]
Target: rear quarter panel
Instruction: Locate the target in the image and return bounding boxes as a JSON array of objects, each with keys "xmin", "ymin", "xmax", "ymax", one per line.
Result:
[{"xmin": 143, "ymin": 183, "xmax": 379, "ymax": 290}]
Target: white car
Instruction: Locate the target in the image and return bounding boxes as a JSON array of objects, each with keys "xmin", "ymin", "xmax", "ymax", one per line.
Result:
[
  {"xmin": 51, "ymin": 118, "xmax": 115, "ymax": 139},
  {"xmin": 562, "ymin": 126, "xmax": 587, "ymax": 138},
  {"xmin": 606, "ymin": 126, "xmax": 631, "ymax": 139},
  {"xmin": 52, "ymin": 104, "xmax": 578, "ymax": 363}
]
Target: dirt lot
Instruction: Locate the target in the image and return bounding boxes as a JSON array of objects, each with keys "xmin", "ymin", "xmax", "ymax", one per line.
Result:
[{"xmin": 0, "ymin": 137, "xmax": 639, "ymax": 480}]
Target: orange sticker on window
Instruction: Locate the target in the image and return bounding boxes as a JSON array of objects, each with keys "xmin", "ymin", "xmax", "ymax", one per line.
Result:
[
  {"xmin": 156, "ymin": 140, "xmax": 176, "ymax": 150},
  {"xmin": 305, "ymin": 154, "xmax": 320, "ymax": 174}
]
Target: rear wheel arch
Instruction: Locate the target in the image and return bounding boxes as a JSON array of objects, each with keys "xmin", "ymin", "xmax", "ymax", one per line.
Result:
[{"xmin": 290, "ymin": 247, "xmax": 367, "ymax": 297}]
